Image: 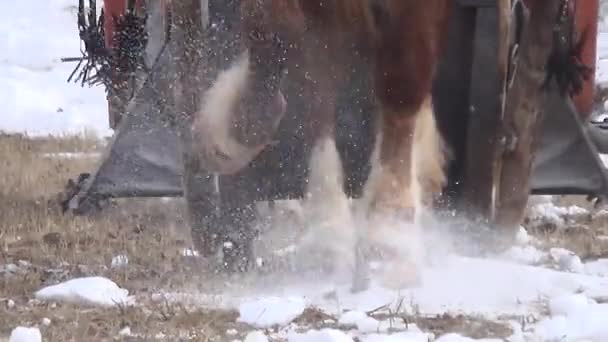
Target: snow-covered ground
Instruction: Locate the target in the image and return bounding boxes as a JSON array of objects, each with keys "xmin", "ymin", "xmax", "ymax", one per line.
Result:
[
  {"xmin": 4, "ymin": 199, "xmax": 605, "ymax": 341},
  {"xmin": 3, "ymin": 2, "xmax": 608, "ymax": 342}
]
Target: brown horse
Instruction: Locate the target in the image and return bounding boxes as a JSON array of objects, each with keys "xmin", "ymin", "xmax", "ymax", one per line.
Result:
[
  {"xmin": 186, "ymin": 0, "xmax": 451, "ymax": 287},
  {"xmin": 192, "ymin": 0, "xmax": 450, "ymax": 215}
]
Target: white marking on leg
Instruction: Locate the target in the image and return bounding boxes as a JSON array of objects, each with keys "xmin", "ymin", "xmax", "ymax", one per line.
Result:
[
  {"xmin": 191, "ymin": 51, "xmax": 263, "ymax": 174},
  {"xmin": 297, "ymin": 135, "xmax": 355, "ymax": 274},
  {"xmin": 413, "ymin": 95, "xmax": 449, "ymax": 213}
]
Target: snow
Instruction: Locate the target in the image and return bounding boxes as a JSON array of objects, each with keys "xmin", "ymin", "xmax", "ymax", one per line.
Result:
[
  {"xmin": 238, "ymin": 297, "xmax": 306, "ymax": 328},
  {"xmin": 35, "ymin": 276, "xmax": 133, "ymax": 308},
  {"xmin": 533, "ymin": 294, "xmax": 608, "ymax": 341},
  {"xmin": 244, "ymin": 331, "xmax": 270, "ymax": 342},
  {"xmin": 111, "ymin": 255, "xmax": 129, "ymax": 268},
  {"xmin": 361, "ymin": 332, "xmax": 430, "ymax": 342},
  {"xmin": 303, "ymin": 256, "xmax": 607, "ymax": 317},
  {"xmin": 40, "ymin": 152, "xmax": 102, "ymax": 159},
  {"xmin": 288, "ymin": 329, "xmax": 354, "ymax": 342},
  {"xmin": 41, "ymin": 318, "xmax": 51, "ymax": 327},
  {"xmin": 548, "ymin": 294, "xmax": 596, "ymax": 317},
  {"xmin": 8, "ymin": 327, "xmax": 41, "ymax": 342},
  {"xmin": 585, "ymin": 258, "xmax": 608, "ymax": 276},
  {"xmin": 118, "ymin": 326, "xmax": 132, "ymax": 337},
  {"xmin": 527, "ymin": 202, "xmax": 588, "ymax": 227},
  {"xmin": 156, "ymin": 249, "xmax": 608, "ymax": 341},
  {"xmin": 434, "ymin": 334, "xmax": 500, "ymax": 342},
  {"xmin": 550, "ymin": 248, "xmax": 586, "ymax": 273},
  {"xmin": 0, "ymin": 0, "xmax": 111, "ymax": 137},
  {"xmin": 182, "ymin": 248, "xmax": 200, "ymax": 257},
  {"xmin": 338, "ymin": 311, "xmax": 381, "ymax": 333},
  {"xmin": 500, "ymin": 245, "xmax": 546, "ymax": 265}
]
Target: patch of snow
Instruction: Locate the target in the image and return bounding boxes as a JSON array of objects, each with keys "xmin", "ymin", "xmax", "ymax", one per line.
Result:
[
  {"xmin": 9, "ymin": 327, "xmax": 41, "ymax": 342},
  {"xmin": 238, "ymin": 297, "xmax": 306, "ymax": 328},
  {"xmin": 500, "ymin": 246, "xmax": 546, "ymax": 265},
  {"xmin": 244, "ymin": 331, "xmax": 270, "ymax": 342},
  {"xmin": 35, "ymin": 276, "xmax": 133, "ymax": 308},
  {"xmin": 160, "ymin": 254, "xmax": 608, "ymax": 321},
  {"xmin": 111, "ymin": 255, "xmax": 129, "ymax": 268},
  {"xmin": 288, "ymin": 329, "xmax": 353, "ymax": 342},
  {"xmin": 7, "ymin": 299, "xmax": 15, "ymax": 309},
  {"xmin": 182, "ymin": 248, "xmax": 200, "ymax": 257},
  {"xmin": 40, "ymin": 152, "xmax": 102, "ymax": 159},
  {"xmin": 548, "ymin": 294, "xmax": 596, "ymax": 317},
  {"xmin": 532, "ymin": 296, "xmax": 608, "ymax": 341},
  {"xmin": 434, "ymin": 334, "xmax": 501, "ymax": 342},
  {"xmin": 338, "ymin": 311, "xmax": 381, "ymax": 333},
  {"xmin": 585, "ymin": 259, "xmax": 608, "ymax": 276},
  {"xmin": 361, "ymin": 331, "xmax": 431, "ymax": 342},
  {"xmin": 550, "ymin": 248, "xmax": 585, "ymax": 273},
  {"xmin": 41, "ymin": 318, "xmax": 51, "ymax": 327},
  {"xmin": 118, "ymin": 326, "xmax": 132, "ymax": 337}
]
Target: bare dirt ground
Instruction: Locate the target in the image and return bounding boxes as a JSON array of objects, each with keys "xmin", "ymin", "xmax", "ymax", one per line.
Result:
[{"xmin": 1, "ymin": 133, "xmax": 608, "ymax": 341}]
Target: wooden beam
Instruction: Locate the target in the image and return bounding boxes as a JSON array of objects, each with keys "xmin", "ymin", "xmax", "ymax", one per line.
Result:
[{"xmin": 493, "ymin": 0, "xmax": 562, "ymax": 235}]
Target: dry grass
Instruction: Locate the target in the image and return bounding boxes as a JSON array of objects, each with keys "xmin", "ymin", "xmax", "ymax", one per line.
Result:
[
  {"xmin": 523, "ymin": 195, "xmax": 608, "ymax": 261},
  {"xmin": 0, "ymin": 133, "xmax": 213, "ymax": 339},
  {"xmin": 1, "ymin": 133, "xmax": 607, "ymax": 340}
]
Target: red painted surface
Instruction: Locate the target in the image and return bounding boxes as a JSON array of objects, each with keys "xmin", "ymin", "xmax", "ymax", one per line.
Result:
[
  {"xmin": 572, "ymin": 0, "xmax": 599, "ymax": 119},
  {"xmin": 102, "ymin": 0, "xmax": 145, "ymax": 129},
  {"xmin": 522, "ymin": 0, "xmax": 599, "ymax": 119},
  {"xmin": 100, "ymin": 1, "xmax": 600, "ymax": 128}
]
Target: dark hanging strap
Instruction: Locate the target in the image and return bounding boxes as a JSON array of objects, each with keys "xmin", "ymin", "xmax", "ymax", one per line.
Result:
[{"xmin": 542, "ymin": 0, "xmax": 593, "ymax": 97}]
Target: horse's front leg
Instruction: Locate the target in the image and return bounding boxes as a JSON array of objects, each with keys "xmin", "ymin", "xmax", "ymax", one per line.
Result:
[
  {"xmin": 294, "ymin": 60, "xmax": 359, "ymax": 275},
  {"xmin": 229, "ymin": 0, "xmax": 292, "ymax": 148},
  {"xmin": 359, "ymin": 24, "xmax": 446, "ymax": 290},
  {"xmin": 190, "ymin": 1, "xmax": 289, "ymax": 175}
]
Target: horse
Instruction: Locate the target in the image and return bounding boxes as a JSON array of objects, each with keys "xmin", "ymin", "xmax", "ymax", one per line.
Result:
[
  {"xmin": 182, "ymin": 0, "xmax": 452, "ymax": 288},
  {"xmin": 192, "ymin": 0, "xmax": 450, "ymax": 212}
]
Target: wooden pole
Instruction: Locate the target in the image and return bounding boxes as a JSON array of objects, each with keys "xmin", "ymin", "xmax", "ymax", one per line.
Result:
[{"xmin": 493, "ymin": 0, "xmax": 563, "ymax": 238}]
